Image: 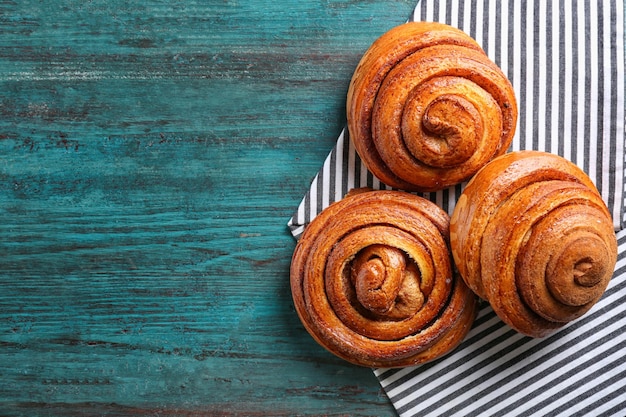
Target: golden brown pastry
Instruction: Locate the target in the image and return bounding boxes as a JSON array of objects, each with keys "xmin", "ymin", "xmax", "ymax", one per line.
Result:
[
  {"xmin": 290, "ymin": 189, "xmax": 477, "ymax": 367},
  {"xmin": 346, "ymin": 21, "xmax": 517, "ymax": 192},
  {"xmin": 450, "ymin": 151, "xmax": 618, "ymax": 338}
]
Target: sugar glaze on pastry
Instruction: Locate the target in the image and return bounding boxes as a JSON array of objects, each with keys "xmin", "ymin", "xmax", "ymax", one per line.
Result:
[
  {"xmin": 450, "ymin": 151, "xmax": 618, "ymax": 338},
  {"xmin": 347, "ymin": 21, "xmax": 517, "ymax": 192},
  {"xmin": 290, "ymin": 189, "xmax": 477, "ymax": 367}
]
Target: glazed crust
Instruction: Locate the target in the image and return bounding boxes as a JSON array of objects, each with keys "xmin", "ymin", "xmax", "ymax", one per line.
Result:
[
  {"xmin": 346, "ymin": 21, "xmax": 517, "ymax": 192},
  {"xmin": 290, "ymin": 189, "xmax": 477, "ymax": 367},
  {"xmin": 450, "ymin": 151, "xmax": 618, "ymax": 338}
]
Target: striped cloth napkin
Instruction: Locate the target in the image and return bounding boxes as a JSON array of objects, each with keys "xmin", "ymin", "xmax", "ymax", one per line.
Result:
[{"xmin": 288, "ymin": 1, "xmax": 625, "ymax": 416}]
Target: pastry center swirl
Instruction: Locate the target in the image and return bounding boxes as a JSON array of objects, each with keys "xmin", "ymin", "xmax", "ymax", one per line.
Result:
[
  {"xmin": 574, "ymin": 260, "xmax": 602, "ymax": 286},
  {"xmin": 410, "ymin": 94, "xmax": 478, "ymax": 168},
  {"xmin": 545, "ymin": 233, "xmax": 610, "ymax": 306},
  {"xmin": 323, "ymin": 221, "xmax": 452, "ymax": 341},
  {"xmin": 351, "ymin": 245, "xmax": 424, "ymax": 320},
  {"xmin": 397, "ymin": 76, "xmax": 502, "ymax": 172}
]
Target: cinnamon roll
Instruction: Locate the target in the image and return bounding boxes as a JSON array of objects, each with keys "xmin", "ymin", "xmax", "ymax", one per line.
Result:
[
  {"xmin": 290, "ymin": 189, "xmax": 477, "ymax": 367},
  {"xmin": 347, "ymin": 21, "xmax": 517, "ymax": 192},
  {"xmin": 450, "ymin": 151, "xmax": 618, "ymax": 338}
]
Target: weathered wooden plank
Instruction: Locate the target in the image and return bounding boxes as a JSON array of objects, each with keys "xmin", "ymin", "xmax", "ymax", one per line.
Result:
[{"xmin": 0, "ymin": 0, "xmax": 417, "ymax": 415}]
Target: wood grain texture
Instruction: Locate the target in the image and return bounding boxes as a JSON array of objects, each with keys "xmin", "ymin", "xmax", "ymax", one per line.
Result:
[{"xmin": 0, "ymin": 0, "xmax": 417, "ymax": 415}]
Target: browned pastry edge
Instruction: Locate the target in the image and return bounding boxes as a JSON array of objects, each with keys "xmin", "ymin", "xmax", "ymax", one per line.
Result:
[
  {"xmin": 346, "ymin": 21, "xmax": 518, "ymax": 192},
  {"xmin": 450, "ymin": 151, "xmax": 618, "ymax": 338},
  {"xmin": 290, "ymin": 189, "xmax": 478, "ymax": 367}
]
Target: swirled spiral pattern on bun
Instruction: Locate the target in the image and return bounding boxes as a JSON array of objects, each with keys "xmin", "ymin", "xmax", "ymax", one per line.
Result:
[
  {"xmin": 347, "ymin": 22, "xmax": 517, "ymax": 192},
  {"xmin": 290, "ymin": 189, "xmax": 477, "ymax": 367},
  {"xmin": 450, "ymin": 151, "xmax": 618, "ymax": 338}
]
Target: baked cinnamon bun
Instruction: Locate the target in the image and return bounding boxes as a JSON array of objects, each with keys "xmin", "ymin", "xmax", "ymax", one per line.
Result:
[
  {"xmin": 450, "ymin": 151, "xmax": 618, "ymax": 337},
  {"xmin": 347, "ymin": 21, "xmax": 517, "ymax": 192},
  {"xmin": 290, "ymin": 189, "xmax": 477, "ymax": 367}
]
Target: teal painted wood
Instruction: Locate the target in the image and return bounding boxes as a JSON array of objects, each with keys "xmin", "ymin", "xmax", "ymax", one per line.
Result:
[{"xmin": 0, "ymin": 1, "xmax": 416, "ymax": 415}]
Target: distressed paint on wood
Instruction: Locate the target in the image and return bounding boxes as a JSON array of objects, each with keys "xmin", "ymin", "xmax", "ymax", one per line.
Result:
[{"xmin": 0, "ymin": 0, "xmax": 417, "ymax": 415}]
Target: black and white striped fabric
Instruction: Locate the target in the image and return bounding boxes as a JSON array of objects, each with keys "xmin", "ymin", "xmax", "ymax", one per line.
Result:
[{"xmin": 287, "ymin": 1, "xmax": 625, "ymax": 415}]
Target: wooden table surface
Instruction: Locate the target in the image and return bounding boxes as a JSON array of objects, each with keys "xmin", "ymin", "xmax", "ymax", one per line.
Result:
[{"xmin": 0, "ymin": 1, "xmax": 420, "ymax": 415}]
